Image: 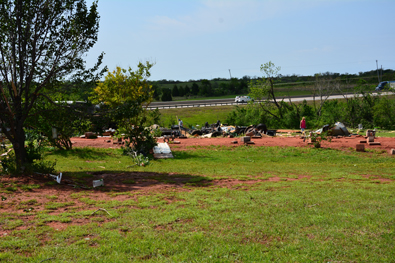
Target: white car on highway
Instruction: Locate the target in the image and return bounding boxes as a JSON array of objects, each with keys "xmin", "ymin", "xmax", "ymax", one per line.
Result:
[{"xmin": 235, "ymin": 96, "xmax": 252, "ymax": 103}]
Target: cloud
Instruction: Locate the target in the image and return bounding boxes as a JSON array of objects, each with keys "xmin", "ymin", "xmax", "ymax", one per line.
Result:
[{"xmin": 143, "ymin": 0, "xmax": 315, "ymax": 38}]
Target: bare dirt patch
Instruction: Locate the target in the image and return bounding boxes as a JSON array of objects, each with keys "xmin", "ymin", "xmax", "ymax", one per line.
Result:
[{"xmin": 71, "ymin": 135, "xmax": 395, "ymax": 152}]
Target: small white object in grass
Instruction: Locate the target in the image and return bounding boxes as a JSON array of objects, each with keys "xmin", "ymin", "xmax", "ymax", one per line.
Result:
[
  {"xmin": 49, "ymin": 173, "xmax": 62, "ymax": 184},
  {"xmin": 56, "ymin": 173, "xmax": 62, "ymax": 184},
  {"xmin": 93, "ymin": 179, "xmax": 104, "ymax": 188}
]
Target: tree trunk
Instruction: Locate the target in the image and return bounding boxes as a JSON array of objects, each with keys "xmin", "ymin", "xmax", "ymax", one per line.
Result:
[{"xmin": 11, "ymin": 125, "xmax": 27, "ymax": 173}]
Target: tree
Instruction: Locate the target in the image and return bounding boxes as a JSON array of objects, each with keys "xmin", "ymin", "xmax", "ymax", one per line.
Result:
[
  {"xmin": 91, "ymin": 63, "xmax": 158, "ymax": 155},
  {"xmin": 93, "ymin": 64, "xmax": 153, "ymax": 107},
  {"xmin": 29, "ymin": 100, "xmax": 91, "ymax": 150},
  {"xmin": 161, "ymin": 88, "xmax": 172, "ymax": 101},
  {"xmin": 312, "ymin": 73, "xmax": 339, "ymax": 117},
  {"xmin": 151, "ymin": 82, "xmax": 161, "ymax": 101},
  {"xmin": 184, "ymin": 85, "xmax": 190, "ymax": 96},
  {"xmin": 191, "ymin": 83, "xmax": 199, "ymax": 95},
  {"xmin": 0, "ymin": 0, "xmax": 103, "ymax": 172},
  {"xmin": 249, "ymin": 61, "xmax": 286, "ymax": 121},
  {"xmin": 172, "ymin": 84, "xmax": 179, "ymax": 97},
  {"xmin": 178, "ymin": 85, "xmax": 185, "ymax": 97},
  {"xmin": 200, "ymin": 79, "xmax": 212, "ymax": 96}
]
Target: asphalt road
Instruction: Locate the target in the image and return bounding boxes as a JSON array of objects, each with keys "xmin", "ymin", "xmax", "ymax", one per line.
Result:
[{"xmin": 148, "ymin": 92, "xmax": 393, "ymax": 110}]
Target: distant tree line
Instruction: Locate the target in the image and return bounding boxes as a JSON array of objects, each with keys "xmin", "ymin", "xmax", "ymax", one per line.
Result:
[
  {"xmin": 43, "ymin": 69, "xmax": 395, "ymax": 103},
  {"xmin": 152, "ymin": 69, "xmax": 395, "ymax": 102}
]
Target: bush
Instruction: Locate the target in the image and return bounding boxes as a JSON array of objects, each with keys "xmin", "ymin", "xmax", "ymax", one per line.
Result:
[{"xmin": 225, "ymin": 93, "xmax": 395, "ymax": 130}]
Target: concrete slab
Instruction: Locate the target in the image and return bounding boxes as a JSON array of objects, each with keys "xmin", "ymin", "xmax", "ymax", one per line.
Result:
[{"xmin": 153, "ymin": 143, "xmax": 174, "ymax": 159}]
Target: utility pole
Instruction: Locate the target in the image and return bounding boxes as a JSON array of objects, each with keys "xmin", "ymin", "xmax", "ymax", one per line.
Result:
[
  {"xmin": 228, "ymin": 69, "xmax": 232, "ymax": 79},
  {"xmin": 376, "ymin": 60, "xmax": 380, "ymax": 82}
]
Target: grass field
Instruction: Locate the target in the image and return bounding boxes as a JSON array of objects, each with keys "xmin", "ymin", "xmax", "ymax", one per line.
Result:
[
  {"xmin": 159, "ymin": 105, "xmax": 238, "ymax": 128},
  {"xmin": 1, "ymin": 145, "xmax": 395, "ymax": 262}
]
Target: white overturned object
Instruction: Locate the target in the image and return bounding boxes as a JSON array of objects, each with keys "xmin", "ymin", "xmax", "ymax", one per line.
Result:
[
  {"xmin": 49, "ymin": 173, "xmax": 62, "ymax": 184},
  {"xmin": 36, "ymin": 172, "xmax": 62, "ymax": 184},
  {"xmin": 153, "ymin": 142, "xmax": 173, "ymax": 159},
  {"xmin": 93, "ymin": 179, "xmax": 104, "ymax": 188}
]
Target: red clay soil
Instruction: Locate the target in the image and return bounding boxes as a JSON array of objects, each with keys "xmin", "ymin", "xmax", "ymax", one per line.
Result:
[{"xmin": 71, "ymin": 135, "xmax": 395, "ymax": 153}]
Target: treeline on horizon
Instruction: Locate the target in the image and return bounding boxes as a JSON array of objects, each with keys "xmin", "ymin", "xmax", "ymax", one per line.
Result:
[
  {"xmin": 52, "ymin": 68, "xmax": 395, "ymax": 102},
  {"xmin": 153, "ymin": 69, "xmax": 395, "ymax": 101}
]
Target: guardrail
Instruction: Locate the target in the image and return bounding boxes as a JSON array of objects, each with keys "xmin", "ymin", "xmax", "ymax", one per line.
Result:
[
  {"xmin": 148, "ymin": 92, "xmax": 393, "ymax": 110},
  {"xmin": 147, "ymin": 101, "xmax": 251, "ymax": 110}
]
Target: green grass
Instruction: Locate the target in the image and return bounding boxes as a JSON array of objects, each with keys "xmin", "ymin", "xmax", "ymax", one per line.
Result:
[
  {"xmin": 159, "ymin": 105, "xmax": 238, "ymax": 128},
  {"xmin": 376, "ymin": 130, "xmax": 395, "ymax": 138},
  {"xmin": 1, "ymin": 146, "xmax": 395, "ymax": 261}
]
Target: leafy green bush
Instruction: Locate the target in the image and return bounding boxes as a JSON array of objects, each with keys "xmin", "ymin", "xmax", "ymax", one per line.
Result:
[{"xmin": 226, "ymin": 92, "xmax": 395, "ymax": 130}]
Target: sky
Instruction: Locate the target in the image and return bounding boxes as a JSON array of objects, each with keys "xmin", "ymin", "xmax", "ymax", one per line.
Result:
[{"xmin": 85, "ymin": 0, "xmax": 395, "ymax": 81}]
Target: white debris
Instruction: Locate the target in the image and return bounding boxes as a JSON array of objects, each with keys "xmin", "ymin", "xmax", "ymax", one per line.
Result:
[{"xmin": 93, "ymin": 179, "xmax": 104, "ymax": 188}]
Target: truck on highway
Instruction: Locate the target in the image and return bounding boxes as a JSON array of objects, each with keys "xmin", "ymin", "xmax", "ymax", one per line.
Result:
[
  {"xmin": 375, "ymin": 81, "xmax": 395, "ymax": 91},
  {"xmin": 235, "ymin": 96, "xmax": 252, "ymax": 103}
]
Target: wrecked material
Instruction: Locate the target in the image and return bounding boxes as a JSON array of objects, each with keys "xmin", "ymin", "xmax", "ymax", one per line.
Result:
[
  {"xmin": 35, "ymin": 172, "xmax": 62, "ymax": 184},
  {"xmin": 356, "ymin": 144, "xmax": 365, "ymax": 152},
  {"xmin": 241, "ymin": 136, "xmax": 251, "ymax": 143},
  {"xmin": 49, "ymin": 173, "xmax": 62, "ymax": 184},
  {"xmin": 93, "ymin": 179, "xmax": 104, "ymax": 188},
  {"xmin": 153, "ymin": 142, "xmax": 174, "ymax": 159},
  {"xmin": 366, "ymin": 130, "xmax": 376, "ymax": 137}
]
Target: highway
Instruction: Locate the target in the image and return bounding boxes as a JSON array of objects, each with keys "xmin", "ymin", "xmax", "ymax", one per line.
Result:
[{"xmin": 148, "ymin": 92, "xmax": 393, "ymax": 110}]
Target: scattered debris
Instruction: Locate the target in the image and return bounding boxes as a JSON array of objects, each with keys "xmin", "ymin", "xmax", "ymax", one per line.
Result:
[
  {"xmin": 93, "ymin": 179, "xmax": 104, "ymax": 188},
  {"xmin": 153, "ymin": 142, "xmax": 173, "ymax": 159},
  {"xmin": 240, "ymin": 136, "xmax": 251, "ymax": 143},
  {"xmin": 90, "ymin": 208, "xmax": 111, "ymax": 216},
  {"xmin": 356, "ymin": 144, "xmax": 365, "ymax": 152},
  {"xmin": 163, "ymin": 135, "xmax": 175, "ymax": 143},
  {"xmin": 36, "ymin": 172, "xmax": 62, "ymax": 184},
  {"xmin": 366, "ymin": 130, "xmax": 376, "ymax": 137},
  {"xmin": 50, "ymin": 173, "xmax": 62, "ymax": 184},
  {"xmin": 315, "ymin": 122, "xmax": 349, "ymax": 136},
  {"xmin": 84, "ymin": 132, "xmax": 97, "ymax": 139}
]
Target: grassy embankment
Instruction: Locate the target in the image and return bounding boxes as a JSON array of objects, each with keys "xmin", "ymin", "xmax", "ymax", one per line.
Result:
[
  {"xmin": 1, "ymin": 145, "xmax": 394, "ymax": 261},
  {"xmin": 158, "ymin": 105, "xmax": 235, "ymax": 128},
  {"xmin": 159, "ymin": 93, "xmax": 395, "ymax": 129}
]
